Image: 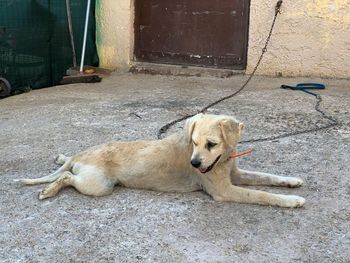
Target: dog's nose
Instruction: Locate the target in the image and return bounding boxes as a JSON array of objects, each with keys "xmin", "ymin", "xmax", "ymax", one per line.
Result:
[{"xmin": 191, "ymin": 159, "xmax": 201, "ymax": 168}]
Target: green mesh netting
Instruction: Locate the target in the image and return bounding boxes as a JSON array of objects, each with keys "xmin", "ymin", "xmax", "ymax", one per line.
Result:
[{"xmin": 0, "ymin": 0, "xmax": 99, "ymax": 91}]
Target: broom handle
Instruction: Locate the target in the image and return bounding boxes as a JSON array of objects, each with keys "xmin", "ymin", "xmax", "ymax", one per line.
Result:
[
  {"xmin": 65, "ymin": 0, "xmax": 77, "ymax": 67},
  {"xmin": 80, "ymin": 0, "xmax": 91, "ymax": 73}
]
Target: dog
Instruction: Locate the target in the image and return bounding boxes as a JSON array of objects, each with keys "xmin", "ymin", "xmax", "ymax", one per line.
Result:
[{"xmin": 15, "ymin": 114, "xmax": 305, "ymax": 207}]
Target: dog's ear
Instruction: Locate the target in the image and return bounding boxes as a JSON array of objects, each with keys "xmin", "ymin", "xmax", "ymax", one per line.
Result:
[
  {"xmin": 238, "ymin": 122, "xmax": 244, "ymax": 134},
  {"xmin": 219, "ymin": 118, "xmax": 244, "ymax": 147},
  {"xmin": 184, "ymin": 113, "xmax": 202, "ymax": 144}
]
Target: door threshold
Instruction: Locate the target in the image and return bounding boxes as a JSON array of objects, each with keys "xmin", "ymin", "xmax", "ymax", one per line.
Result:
[{"xmin": 129, "ymin": 62, "xmax": 244, "ymax": 78}]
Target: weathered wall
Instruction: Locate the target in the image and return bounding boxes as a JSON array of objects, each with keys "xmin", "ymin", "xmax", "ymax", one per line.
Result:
[
  {"xmin": 247, "ymin": 0, "xmax": 350, "ymax": 78},
  {"xmin": 96, "ymin": 0, "xmax": 350, "ymax": 78},
  {"xmin": 95, "ymin": 0, "xmax": 134, "ymax": 69}
]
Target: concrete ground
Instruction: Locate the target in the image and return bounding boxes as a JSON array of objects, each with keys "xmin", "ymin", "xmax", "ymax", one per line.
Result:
[{"xmin": 1, "ymin": 72, "xmax": 349, "ymax": 262}]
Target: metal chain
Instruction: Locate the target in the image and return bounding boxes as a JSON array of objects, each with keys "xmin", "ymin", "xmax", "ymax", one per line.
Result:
[
  {"xmin": 157, "ymin": 0, "xmax": 339, "ymax": 143},
  {"xmin": 199, "ymin": 0, "xmax": 283, "ymax": 114},
  {"xmin": 240, "ymin": 95, "xmax": 339, "ymax": 144},
  {"xmin": 157, "ymin": 1, "xmax": 283, "ymax": 139}
]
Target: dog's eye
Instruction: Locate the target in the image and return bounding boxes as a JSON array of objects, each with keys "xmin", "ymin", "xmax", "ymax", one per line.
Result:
[
  {"xmin": 193, "ymin": 141, "xmax": 198, "ymax": 146},
  {"xmin": 206, "ymin": 141, "xmax": 217, "ymax": 150}
]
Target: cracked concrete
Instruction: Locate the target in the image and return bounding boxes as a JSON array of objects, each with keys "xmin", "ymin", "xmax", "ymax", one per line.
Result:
[{"xmin": 1, "ymin": 72, "xmax": 349, "ymax": 262}]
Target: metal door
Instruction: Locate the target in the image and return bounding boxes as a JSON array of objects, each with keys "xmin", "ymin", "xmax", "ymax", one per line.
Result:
[{"xmin": 134, "ymin": 0, "xmax": 250, "ymax": 69}]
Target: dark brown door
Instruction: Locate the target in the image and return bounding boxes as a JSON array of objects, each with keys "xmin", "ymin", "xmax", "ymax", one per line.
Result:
[{"xmin": 134, "ymin": 0, "xmax": 250, "ymax": 69}]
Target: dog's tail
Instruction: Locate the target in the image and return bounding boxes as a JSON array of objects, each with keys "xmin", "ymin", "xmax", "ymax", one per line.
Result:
[{"xmin": 14, "ymin": 157, "xmax": 73, "ymax": 185}]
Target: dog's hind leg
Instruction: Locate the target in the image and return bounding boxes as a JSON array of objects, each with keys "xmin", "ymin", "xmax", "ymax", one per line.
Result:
[
  {"xmin": 38, "ymin": 167, "xmax": 115, "ymax": 199},
  {"xmin": 231, "ymin": 169, "xmax": 303, "ymax": 188},
  {"xmin": 38, "ymin": 171, "xmax": 75, "ymax": 199},
  {"xmin": 14, "ymin": 158, "xmax": 73, "ymax": 185}
]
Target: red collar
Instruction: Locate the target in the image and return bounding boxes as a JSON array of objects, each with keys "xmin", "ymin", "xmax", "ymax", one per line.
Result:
[{"xmin": 229, "ymin": 149, "xmax": 253, "ymax": 159}]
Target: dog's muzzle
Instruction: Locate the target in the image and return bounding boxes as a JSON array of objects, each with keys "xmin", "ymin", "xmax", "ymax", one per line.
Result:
[{"xmin": 196, "ymin": 155, "xmax": 221, "ymax": 174}]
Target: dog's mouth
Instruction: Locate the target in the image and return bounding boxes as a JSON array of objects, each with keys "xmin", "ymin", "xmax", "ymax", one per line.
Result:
[{"xmin": 198, "ymin": 155, "xmax": 222, "ymax": 174}]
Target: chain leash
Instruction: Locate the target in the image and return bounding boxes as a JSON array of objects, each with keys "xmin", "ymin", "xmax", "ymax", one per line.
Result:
[
  {"xmin": 157, "ymin": 1, "xmax": 283, "ymax": 139},
  {"xmin": 240, "ymin": 95, "xmax": 338, "ymax": 144},
  {"xmin": 157, "ymin": 0, "xmax": 339, "ymax": 142}
]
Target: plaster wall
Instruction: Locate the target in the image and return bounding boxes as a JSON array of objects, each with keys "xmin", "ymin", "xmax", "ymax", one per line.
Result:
[
  {"xmin": 247, "ymin": 0, "xmax": 350, "ymax": 78},
  {"xmin": 95, "ymin": 0, "xmax": 134, "ymax": 69},
  {"xmin": 96, "ymin": 0, "xmax": 350, "ymax": 78}
]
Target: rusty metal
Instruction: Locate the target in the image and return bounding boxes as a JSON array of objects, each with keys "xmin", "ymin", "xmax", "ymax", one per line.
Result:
[{"xmin": 134, "ymin": 0, "xmax": 250, "ymax": 69}]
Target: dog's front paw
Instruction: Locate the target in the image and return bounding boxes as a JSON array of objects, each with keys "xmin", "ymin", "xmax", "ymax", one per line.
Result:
[
  {"xmin": 282, "ymin": 195, "xmax": 305, "ymax": 208},
  {"xmin": 284, "ymin": 177, "xmax": 304, "ymax": 188}
]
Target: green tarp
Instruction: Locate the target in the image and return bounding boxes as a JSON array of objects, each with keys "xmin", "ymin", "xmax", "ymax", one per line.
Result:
[{"xmin": 0, "ymin": 0, "xmax": 99, "ymax": 91}]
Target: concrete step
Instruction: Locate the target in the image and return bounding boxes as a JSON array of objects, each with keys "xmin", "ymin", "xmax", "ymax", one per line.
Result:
[{"xmin": 129, "ymin": 62, "xmax": 244, "ymax": 78}]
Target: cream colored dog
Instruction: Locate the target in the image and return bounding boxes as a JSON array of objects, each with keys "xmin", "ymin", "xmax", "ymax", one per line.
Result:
[{"xmin": 15, "ymin": 114, "xmax": 305, "ymax": 207}]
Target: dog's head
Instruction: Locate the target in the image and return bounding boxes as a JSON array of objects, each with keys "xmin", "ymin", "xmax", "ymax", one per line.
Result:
[{"xmin": 185, "ymin": 114, "xmax": 244, "ymax": 174}]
